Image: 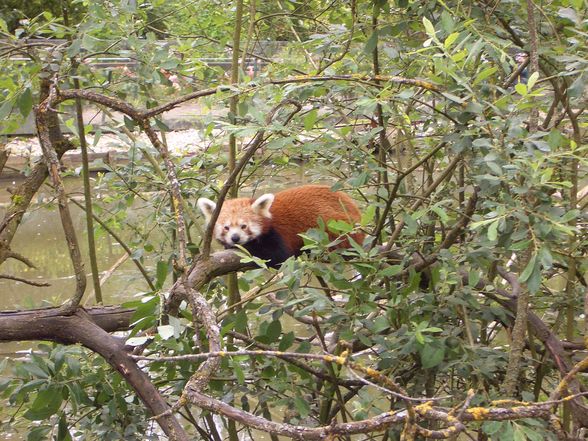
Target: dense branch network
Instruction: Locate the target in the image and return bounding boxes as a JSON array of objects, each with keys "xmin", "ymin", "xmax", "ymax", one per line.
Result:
[{"xmin": 1, "ymin": 37, "xmax": 586, "ymax": 438}]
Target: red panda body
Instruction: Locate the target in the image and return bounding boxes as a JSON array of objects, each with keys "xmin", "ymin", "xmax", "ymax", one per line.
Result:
[{"xmin": 197, "ymin": 185, "xmax": 363, "ymax": 266}]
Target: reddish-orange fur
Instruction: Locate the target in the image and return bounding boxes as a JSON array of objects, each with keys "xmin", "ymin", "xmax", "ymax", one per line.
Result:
[
  {"xmin": 270, "ymin": 185, "xmax": 363, "ymax": 253},
  {"xmin": 224, "ymin": 185, "xmax": 364, "ymax": 254}
]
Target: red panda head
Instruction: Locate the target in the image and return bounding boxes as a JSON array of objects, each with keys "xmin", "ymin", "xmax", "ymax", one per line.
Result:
[{"xmin": 197, "ymin": 193, "xmax": 274, "ymax": 248}]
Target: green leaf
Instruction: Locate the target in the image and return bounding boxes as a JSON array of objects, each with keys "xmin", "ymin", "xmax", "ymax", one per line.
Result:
[
  {"xmin": 18, "ymin": 88, "xmax": 33, "ymax": 118},
  {"xmin": 538, "ymin": 247, "xmax": 553, "ymax": 269},
  {"xmin": 468, "ymin": 270, "xmax": 480, "ymax": 288},
  {"xmin": 444, "ymin": 32, "xmax": 459, "ymax": 49},
  {"xmin": 361, "ymin": 205, "xmax": 376, "ymax": 226},
  {"xmin": 513, "ymin": 425, "xmax": 527, "ymax": 441},
  {"xmin": 422, "ymin": 17, "xmax": 436, "ymax": 38},
  {"xmin": 155, "ymin": 260, "xmax": 168, "ymax": 289},
  {"xmin": 519, "ymin": 423, "xmax": 547, "ymax": 441},
  {"xmin": 510, "ymin": 240, "xmax": 531, "ymax": 251},
  {"xmin": 294, "ymin": 395, "xmax": 311, "ymax": 418},
  {"xmin": 440, "ymin": 11, "xmax": 455, "ymax": 32},
  {"xmin": 515, "ymin": 83, "xmax": 527, "ymax": 96},
  {"xmin": 372, "ymin": 316, "xmax": 390, "ymax": 333},
  {"xmin": 125, "ymin": 336, "xmax": 150, "ymax": 346},
  {"xmin": 157, "ymin": 325, "xmax": 175, "ymax": 340},
  {"xmin": 279, "ymin": 331, "xmax": 295, "ymax": 351},
  {"xmin": 364, "ymin": 30, "xmax": 379, "ymax": 54},
  {"xmin": 423, "ymin": 327, "xmax": 444, "ymax": 333},
  {"xmin": 420, "ymin": 344, "xmax": 445, "ymax": 368},
  {"xmin": 473, "ymin": 67, "xmax": 497, "ymax": 85},
  {"xmin": 24, "ymin": 386, "xmax": 64, "ymax": 421},
  {"xmin": 327, "ymin": 219, "xmax": 353, "ymax": 234},
  {"xmin": 23, "ymin": 363, "xmax": 49, "ymax": 379},
  {"xmin": 0, "ymin": 100, "xmax": 13, "ymax": 120},
  {"xmin": 380, "ymin": 265, "xmax": 403, "ymax": 277},
  {"xmin": 57, "ymin": 414, "xmax": 73, "ymax": 441},
  {"xmin": 155, "ymin": 118, "xmax": 170, "ymax": 132},
  {"xmin": 265, "ymin": 320, "xmax": 282, "ymax": 343},
  {"xmin": 431, "ymin": 205, "xmax": 449, "ymax": 223},
  {"xmin": 527, "ymin": 71, "xmax": 539, "ymax": 90},
  {"xmin": 487, "ymin": 220, "xmax": 499, "ymax": 241},
  {"xmin": 471, "ymin": 218, "xmax": 501, "ymax": 229},
  {"xmin": 303, "ymin": 109, "xmax": 318, "ymax": 130},
  {"xmin": 482, "ymin": 421, "xmax": 503, "ymax": 436},
  {"xmin": 27, "ymin": 426, "xmax": 51, "ymax": 441},
  {"xmin": 402, "ymin": 213, "xmax": 418, "ymax": 235},
  {"xmin": 66, "ymin": 39, "xmax": 82, "ymax": 58},
  {"xmin": 441, "ymin": 92, "xmax": 464, "ymax": 103},
  {"xmin": 527, "ymin": 264, "xmax": 542, "ymax": 294},
  {"xmin": 123, "ymin": 116, "xmax": 136, "ymax": 130},
  {"xmin": 234, "ymin": 309, "xmax": 248, "ymax": 333},
  {"xmin": 519, "ymin": 254, "xmax": 537, "ymax": 283},
  {"xmin": 66, "ymin": 383, "xmax": 89, "ymax": 408},
  {"xmin": 233, "ymin": 362, "xmax": 245, "ymax": 385}
]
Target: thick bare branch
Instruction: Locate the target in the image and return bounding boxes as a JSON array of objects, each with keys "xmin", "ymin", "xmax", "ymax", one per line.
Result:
[
  {"xmin": 0, "ymin": 79, "xmax": 74, "ymax": 267},
  {"xmin": 184, "ymin": 285, "xmax": 222, "ymax": 392},
  {"xmin": 35, "ymin": 80, "xmax": 86, "ymax": 313}
]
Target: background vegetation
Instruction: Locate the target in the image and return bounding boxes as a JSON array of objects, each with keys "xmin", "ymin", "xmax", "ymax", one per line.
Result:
[{"xmin": 0, "ymin": 0, "xmax": 587, "ymax": 440}]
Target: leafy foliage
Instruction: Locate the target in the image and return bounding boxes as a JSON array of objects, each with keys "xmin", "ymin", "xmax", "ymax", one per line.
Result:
[
  {"xmin": 0, "ymin": 345, "xmax": 156, "ymax": 440},
  {"xmin": 0, "ymin": 0, "xmax": 587, "ymax": 439}
]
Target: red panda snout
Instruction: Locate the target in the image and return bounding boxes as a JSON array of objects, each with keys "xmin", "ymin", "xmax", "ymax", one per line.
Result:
[{"xmin": 215, "ymin": 220, "xmax": 261, "ymax": 247}]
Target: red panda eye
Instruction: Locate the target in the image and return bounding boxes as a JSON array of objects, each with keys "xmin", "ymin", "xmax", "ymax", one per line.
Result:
[
  {"xmin": 241, "ymin": 224, "xmax": 247, "ymax": 230},
  {"xmin": 224, "ymin": 226, "xmax": 230, "ymax": 231}
]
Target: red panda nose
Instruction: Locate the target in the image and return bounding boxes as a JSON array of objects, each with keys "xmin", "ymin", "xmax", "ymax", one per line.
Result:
[{"xmin": 231, "ymin": 234, "xmax": 241, "ymax": 243}]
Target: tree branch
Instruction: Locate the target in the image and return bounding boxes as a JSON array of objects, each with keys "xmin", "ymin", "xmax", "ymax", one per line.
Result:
[{"xmin": 35, "ymin": 78, "xmax": 86, "ymax": 314}]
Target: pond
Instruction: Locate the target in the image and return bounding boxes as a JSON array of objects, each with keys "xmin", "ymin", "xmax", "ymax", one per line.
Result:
[{"xmin": 0, "ymin": 175, "xmax": 153, "ymax": 351}]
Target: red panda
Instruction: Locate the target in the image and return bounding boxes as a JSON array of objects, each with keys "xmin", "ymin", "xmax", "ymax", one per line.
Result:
[{"xmin": 197, "ymin": 185, "xmax": 364, "ymax": 267}]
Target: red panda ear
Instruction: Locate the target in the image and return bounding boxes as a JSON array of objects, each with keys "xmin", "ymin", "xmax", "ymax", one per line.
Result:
[
  {"xmin": 197, "ymin": 198, "xmax": 216, "ymax": 222},
  {"xmin": 251, "ymin": 193, "xmax": 274, "ymax": 218}
]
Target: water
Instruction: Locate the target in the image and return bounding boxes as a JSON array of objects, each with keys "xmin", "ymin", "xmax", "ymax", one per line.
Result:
[{"xmin": 0, "ymin": 176, "xmax": 152, "ymax": 346}]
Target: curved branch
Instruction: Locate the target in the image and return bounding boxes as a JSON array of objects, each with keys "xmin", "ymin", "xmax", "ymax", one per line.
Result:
[
  {"xmin": 0, "ymin": 274, "xmax": 50, "ymax": 287},
  {"xmin": 0, "ymin": 306, "xmax": 188, "ymax": 439},
  {"xmin": 4, "ymin": 250, "xmax": 36, "ymax": 268},
  {"xmin": 382, "ymin": 153, "xmax": 463, "ymax": 252},
  {"xmin": 315, "ymin": 0, "xmax": 356, "ymax": 74}
]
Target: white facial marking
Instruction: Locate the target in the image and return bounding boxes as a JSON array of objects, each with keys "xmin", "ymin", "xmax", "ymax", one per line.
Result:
[
  {"xmin": 249, "ymin": 223, "xmax": 261, "ymax": 237},
  {"xmin": 213, "ymin": 223, "xmax": 224, "ymax": 240}
]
